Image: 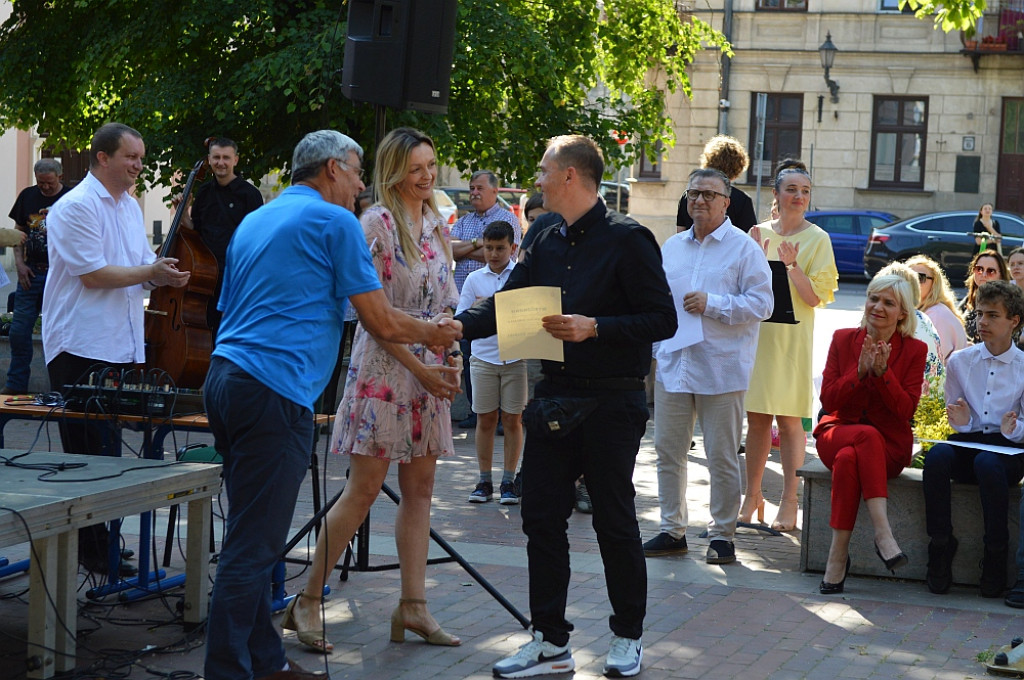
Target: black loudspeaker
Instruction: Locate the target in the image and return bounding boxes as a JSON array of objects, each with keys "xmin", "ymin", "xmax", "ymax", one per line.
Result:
[{"xmin": 341, "ymin": 0, "xmax": 458, "ymax": 114}]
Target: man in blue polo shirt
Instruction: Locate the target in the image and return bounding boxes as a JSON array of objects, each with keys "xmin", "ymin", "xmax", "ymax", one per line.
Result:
[{"xmin": 203, "ymin": 129, "xmax": 462, "ymax": 680}]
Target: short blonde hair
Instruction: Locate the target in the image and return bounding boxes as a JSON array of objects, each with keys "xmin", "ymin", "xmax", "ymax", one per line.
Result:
[
  {"xmin": 862, "ymin": 273, "xmax": 917, "ymax": 337},
  {"xmin": 904, "ymin": 254, "xmax": 962, "ymax": 320}
]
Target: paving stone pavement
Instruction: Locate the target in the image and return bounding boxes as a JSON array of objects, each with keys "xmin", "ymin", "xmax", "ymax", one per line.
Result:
[{"xmin": 1, "ymin": 413, "xmax": 1021, "ymax": 680}]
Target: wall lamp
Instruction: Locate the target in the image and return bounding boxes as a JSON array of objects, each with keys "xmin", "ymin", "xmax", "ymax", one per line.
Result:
[{"xmin": 819, "ymin": 31, "xmax": 840, "ymax": 104}]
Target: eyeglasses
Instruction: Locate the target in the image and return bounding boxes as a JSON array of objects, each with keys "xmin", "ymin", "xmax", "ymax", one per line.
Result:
[
  {"xmin": 685, "ymin": 189, "xmax": 728, "ymax": 202},
  {"xmin": 975, "ymin": 265, "xmax": 1000, "ymax": 276},
  {"xmin": 334, "ymin": 158, "xmax": 364, "ymax": 181},
  {"xmin": 916, "ymin": 272, "xmax": 933, "ymax": 283}
]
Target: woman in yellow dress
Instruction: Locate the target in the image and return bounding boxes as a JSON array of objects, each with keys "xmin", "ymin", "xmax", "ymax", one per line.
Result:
[{"xmin": 739, "ymin": 163, "xmax": 839, "ymax": 531}]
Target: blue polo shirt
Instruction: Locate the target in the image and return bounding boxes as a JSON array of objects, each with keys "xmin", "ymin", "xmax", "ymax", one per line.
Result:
[{"xmin": 213, "ymin": 185, "xmax": 381, "ymax": 408}]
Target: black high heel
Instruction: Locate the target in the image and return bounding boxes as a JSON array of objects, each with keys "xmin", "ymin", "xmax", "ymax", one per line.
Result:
[
  {"xmin": 819, "ymin": 557, "xmax": 851, "ymax": 595},
  {"xmin": 875, "ymin": 541, "xmax": 909, "ymax": 574}
]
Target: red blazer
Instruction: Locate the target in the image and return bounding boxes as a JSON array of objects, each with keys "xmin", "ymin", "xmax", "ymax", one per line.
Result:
[{"xmin": 814, "ymin": 327, "xmax": 927, "ymax": 461}]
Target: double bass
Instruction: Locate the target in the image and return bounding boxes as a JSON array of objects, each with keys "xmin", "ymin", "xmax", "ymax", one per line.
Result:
[{"xmin": 144, "ymin": 154, "xmax": 220, "ymax": 388}]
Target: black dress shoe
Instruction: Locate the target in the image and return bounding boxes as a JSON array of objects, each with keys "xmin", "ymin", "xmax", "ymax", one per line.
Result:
[
  {"xmin": 875, "ymin": 541, "xmax": 909, "ymax": 574},
  {"xmin": 819, "ymin": 557, "xmax": 851, "ymax": 595},
  {"xmin": 926, "ymin": 536, "xmax": 958, "ymax": 594}
]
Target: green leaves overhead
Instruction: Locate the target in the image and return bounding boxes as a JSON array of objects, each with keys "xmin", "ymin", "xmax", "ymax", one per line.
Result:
[
  {"xmin": 0, "ymin": 0, "xmax": 726, "ymax": 188},
  {"xmin": 898, "ymin": 0, "xmax": 987, "ymax": 33}
]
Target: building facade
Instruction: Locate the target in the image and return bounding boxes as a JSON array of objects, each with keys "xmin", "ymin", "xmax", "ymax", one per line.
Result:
[{"xmin": 631, "ymin": 0, "xmax": 1024, "ymax": 244}]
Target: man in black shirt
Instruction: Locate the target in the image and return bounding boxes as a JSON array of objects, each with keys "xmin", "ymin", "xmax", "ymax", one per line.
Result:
[
  {"xmin": 180, "ymin": 137, "xmax": 263, "ymax": 334},
  {"xmin": 457, "ymin": 135, "xmax": 676, "ymax": 679},
  {"xmin": 3, "ymin": 158, "xmax": 70, "ymax": 395}
]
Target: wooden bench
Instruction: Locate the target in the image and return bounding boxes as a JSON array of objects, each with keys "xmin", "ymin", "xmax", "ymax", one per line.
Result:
[{"xmin": 797, "ymin": 457, "xmax": 1021, "ymax": 584}]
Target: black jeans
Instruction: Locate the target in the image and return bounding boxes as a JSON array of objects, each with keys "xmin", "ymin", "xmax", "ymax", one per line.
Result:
[
  {"xmin": 923, "ymin": 431, "xmax": 1024, "ymax": 548},
  {"xmin": 47, "ymin": 352, "xmax": 134, "ymax": 562},
  {"xmin": 520, "ymin": 380, "xmax": 649, "ymax": 646}
]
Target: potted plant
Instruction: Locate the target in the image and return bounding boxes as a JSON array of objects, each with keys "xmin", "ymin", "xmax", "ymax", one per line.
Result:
[
  {"xmin": 962, "ymin": 26, "xmax": 978, "ymax": 50},
  {"xmin": 911, "ymin": 375, "xmax": 954, "ymax": 468}
]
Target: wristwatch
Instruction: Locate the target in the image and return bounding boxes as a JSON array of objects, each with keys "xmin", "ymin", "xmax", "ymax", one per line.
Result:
[
  {"xmin": 471, "ymin": 238, "xmax": 479, "ymax": 248},
  {"xmin": 592, "ymin": 320, "xmax": 599, "ymax": 338},
  {"xmin": 785, "ymin": 262, "xmax": 797, "ymax": 272}
]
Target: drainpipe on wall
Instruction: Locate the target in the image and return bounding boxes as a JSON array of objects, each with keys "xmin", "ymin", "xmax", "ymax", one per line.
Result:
[{"xmin": 718, "ymin": 0, "xmax": 734, "ymax": 134}]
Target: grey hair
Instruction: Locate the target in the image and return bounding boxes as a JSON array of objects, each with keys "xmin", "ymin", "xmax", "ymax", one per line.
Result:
[
  {"xmin": 470, "ymin": 170, "xmax": 499, "ymax": 188},
  {"xmin": 34, "ymin": 158, "xmax": 62, "ymax": 176},
  {"xmin": 291, "ymin": 130, "xmax": 363, "ymax": 184},
  {"xmin": 687, "ymin": 168, "xmax": 732, "ymax": 197}
]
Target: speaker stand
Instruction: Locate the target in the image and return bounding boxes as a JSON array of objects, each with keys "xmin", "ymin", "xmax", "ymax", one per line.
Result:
[{"xmin": 282, "ymin": 479, "xmax": 529, "ymax": 629}]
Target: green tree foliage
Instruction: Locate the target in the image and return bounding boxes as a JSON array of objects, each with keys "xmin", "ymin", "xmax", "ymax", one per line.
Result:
[
  {"xmin": 899, "ymin": 0, "xmax": 987, "ymax": 33},
  {"xmin": 0, "ymin": 0, "xmax": 727, "ymax": 189}
]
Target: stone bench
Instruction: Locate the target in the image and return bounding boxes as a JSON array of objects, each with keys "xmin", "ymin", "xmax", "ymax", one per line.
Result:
[{"xmin": 797, "ymin": 457, "xmax": 1021, "ymax": 584}]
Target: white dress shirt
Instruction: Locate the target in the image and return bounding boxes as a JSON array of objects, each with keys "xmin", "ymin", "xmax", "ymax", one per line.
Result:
[
  {"xmin": 42, "ymin": 172, "xmax": 156, "ymax": 364},
  {"xmin": 655, "ymin": 218, "xmax": 774, "ymax": 394},
  {"xmin": 945, "ymin": 342, "xmax": 1024, "ymax": 441},
  {"xmin": 455, "ymin": 259, "xmax": 518, "ymax": 365}
]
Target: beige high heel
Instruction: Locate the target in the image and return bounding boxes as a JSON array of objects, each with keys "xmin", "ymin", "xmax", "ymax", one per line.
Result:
[
  {"xmin": 771, "ymin": 498, "xmax": 799, "ymax": 532},
  {"xmin": 281, "ymin": 590, "xmax": 333, "ymax": 653},
  {"xmin": 389, "ymin": 598, "xmax": 461, "ymax": 646},
  {"xmin": 738, "ymin": 493, "xmax": 765, "ymax": 524}
]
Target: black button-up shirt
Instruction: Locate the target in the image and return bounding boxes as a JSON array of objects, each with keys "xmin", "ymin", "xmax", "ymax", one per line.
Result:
[{"xmin": 456, "ymin": 199, "xmax": 677, "ymax": 380}]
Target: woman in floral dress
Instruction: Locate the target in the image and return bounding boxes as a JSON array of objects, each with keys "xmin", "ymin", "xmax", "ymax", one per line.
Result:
[{"xmin": 284, "ymin": 128, "xmax": 462, "ymax": 652}]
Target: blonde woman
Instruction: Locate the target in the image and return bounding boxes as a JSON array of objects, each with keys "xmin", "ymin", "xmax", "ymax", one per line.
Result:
[
  {"xmin": 876, "ymin": 262, "xmax": 943, "ymax": 383},
  {"xmin": 905, "ymin": 255, "xmax": 967, "ymax": 363},
  {"xmin": 814, "ymin": 274, "xmax": 926, "ymax": 593},
  {"xmin": 283, "ymin": 127, "xmax": 462, "ymax": 651}
]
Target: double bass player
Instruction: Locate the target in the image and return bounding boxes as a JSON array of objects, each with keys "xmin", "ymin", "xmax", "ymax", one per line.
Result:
[
  {"xmin": 175, "ymin": 137, "xmax": 263, "ymax": 335},
  {"xmin": 43, "ymin": 122, "xmax": 190, "ymax": 576}
]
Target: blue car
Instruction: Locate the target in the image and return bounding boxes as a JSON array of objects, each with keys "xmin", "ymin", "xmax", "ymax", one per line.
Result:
[{"xmin": 805, "ymin": 210, "xmax": 899, "ymax": 277}]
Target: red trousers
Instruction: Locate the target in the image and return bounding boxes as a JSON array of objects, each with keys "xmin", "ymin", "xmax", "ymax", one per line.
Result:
[{"xmin": 815, "ymin": 423, "xmax": 909, "ymax": 531}]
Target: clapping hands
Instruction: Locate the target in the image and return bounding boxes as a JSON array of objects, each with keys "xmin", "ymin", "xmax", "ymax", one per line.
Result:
[{"xmin": 857, "ymin": 335, "xmax": 891, "ymax": 379}]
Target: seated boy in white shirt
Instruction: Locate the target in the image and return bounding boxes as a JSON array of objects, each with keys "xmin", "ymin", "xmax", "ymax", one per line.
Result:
[
  {"xmin": 922, "ymin": 281, "xmax": 1024, "ymax": 602},
  {"xmin": 456, "ymin": 221, "xmax": 528, "ymax": 505}
]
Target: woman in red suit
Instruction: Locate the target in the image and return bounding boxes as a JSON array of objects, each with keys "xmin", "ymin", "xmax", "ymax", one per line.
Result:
[{"xmin": 813, "ymin": 273, "xmax": 927, "ymax": 594}]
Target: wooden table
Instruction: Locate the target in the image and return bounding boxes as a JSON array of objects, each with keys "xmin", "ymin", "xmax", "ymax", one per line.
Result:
[{"xmin": 0, "ymin": 451, "xmax": 221, "ymax": 679}]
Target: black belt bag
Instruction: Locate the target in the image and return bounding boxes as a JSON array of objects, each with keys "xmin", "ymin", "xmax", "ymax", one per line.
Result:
[{"xmin": 522, "ymin": 395, "xmax": 601, "ymax": 439}]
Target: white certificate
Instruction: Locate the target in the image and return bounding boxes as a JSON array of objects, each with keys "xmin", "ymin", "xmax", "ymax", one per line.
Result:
[
  {"xmin": 659, "ymin": 275, "xmax": 703, "ymax": 353},
  {"xmin": 495, "ymin": 286, "xmax": 564, "ymax": 362},
  {"xmin": 919, "ymin": 439, "xmax": 1024, "ymax": 456}
]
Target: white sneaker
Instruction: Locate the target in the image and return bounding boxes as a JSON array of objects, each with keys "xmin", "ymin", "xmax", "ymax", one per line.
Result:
[
  {"xmin": 604, "ymin": 635, "xmax": 642, "ymax": 677},
  {"xmin": 492, "ymin": 630, "xmax": 575, "ymax": 678}
]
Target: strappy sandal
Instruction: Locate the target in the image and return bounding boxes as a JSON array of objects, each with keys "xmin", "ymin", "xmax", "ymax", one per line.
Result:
[
  {"xmin": 281, "ymin": 590, "xmax": 333, "ymax": 653},
  {"xmin": 389, "ymin": 598, "xmax": 461, "ymax": 646}
]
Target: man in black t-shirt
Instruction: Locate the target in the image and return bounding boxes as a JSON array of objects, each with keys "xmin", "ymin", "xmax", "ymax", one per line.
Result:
[
  {"xmin": 179, "ymin": 137, "xmax": 263, "ymax": 334},
  {"xmin": 2, "ymin": 158, "xmax": 70, "ymax": 395}
]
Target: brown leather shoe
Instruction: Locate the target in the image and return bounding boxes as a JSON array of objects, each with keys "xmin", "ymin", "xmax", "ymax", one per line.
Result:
[{"xmin": 0, "ymin": 387, "xmax": 22, "ymax": 396}]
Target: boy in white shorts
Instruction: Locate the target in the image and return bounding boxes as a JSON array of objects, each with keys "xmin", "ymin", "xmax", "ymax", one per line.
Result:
[{"xmin": 456, "ymin": 221, "xmax": 528, "ymax": 504}]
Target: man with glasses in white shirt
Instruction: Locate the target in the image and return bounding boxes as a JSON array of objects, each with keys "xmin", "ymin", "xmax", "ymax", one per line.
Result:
[{"xmin": 644, "ymin": 168, "xmax": 773, "ymax": 565}]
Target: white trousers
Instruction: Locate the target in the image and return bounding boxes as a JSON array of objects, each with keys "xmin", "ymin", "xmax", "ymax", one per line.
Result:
[{"xmin": 653, "ymin": 381, "xmax": 745, "ymax": 541}]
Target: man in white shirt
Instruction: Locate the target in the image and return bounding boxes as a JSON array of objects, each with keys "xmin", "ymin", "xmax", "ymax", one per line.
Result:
[
  {"xmin": 42, "ymin": 122, "xmax": 190, "ymax": 574},
  {"xmin": 644, "ymin": 168, "xmax": 773, "ymax": 565},
  {"xmin": 922, "ymin": 280, "xmax": 1024, "ymax": 601}
]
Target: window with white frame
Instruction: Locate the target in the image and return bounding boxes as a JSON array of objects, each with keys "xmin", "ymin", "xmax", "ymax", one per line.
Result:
[
  {"xmin": 746, "ymin": 93, "xmax": 804, "ymax": 185},
  {"xmin": 870, "ymin": 96, "xmax": 928, "ymax": 189}
]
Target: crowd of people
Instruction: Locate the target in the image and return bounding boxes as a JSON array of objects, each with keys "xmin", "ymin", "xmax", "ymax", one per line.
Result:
[{"xmin": 18, "ymin": 123, "xmax": 1024, "ymax": 680}]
